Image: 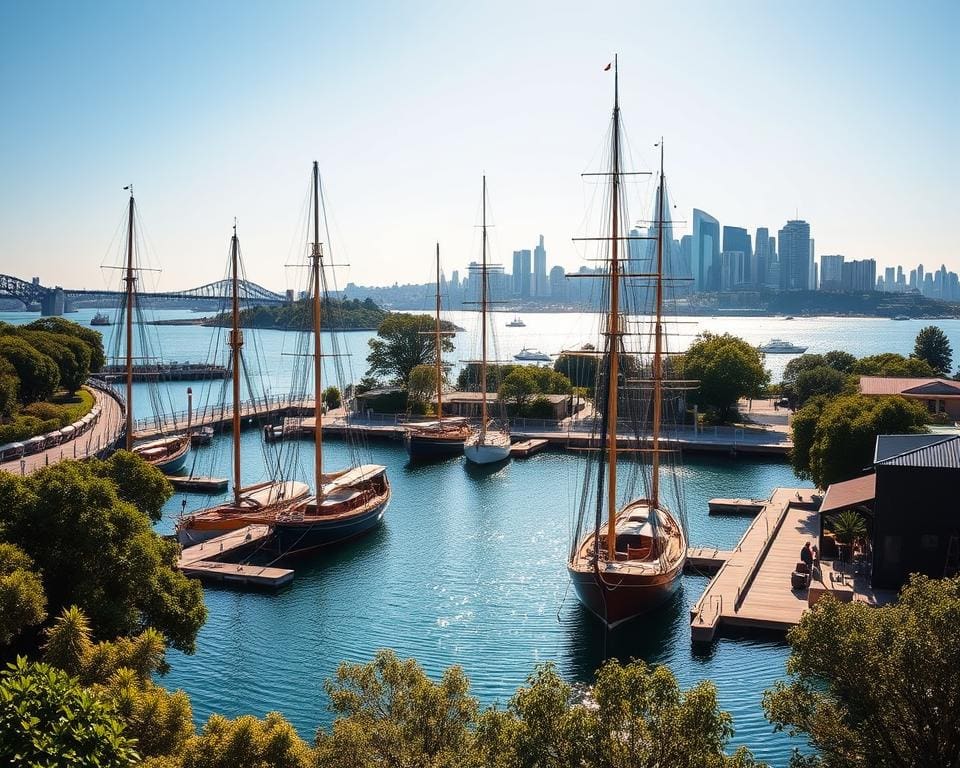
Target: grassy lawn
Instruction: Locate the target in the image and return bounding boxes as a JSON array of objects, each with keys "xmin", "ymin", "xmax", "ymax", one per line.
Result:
[{"xmin": 0, "ymin": 388, "xmax": 96, "ymax": 444}]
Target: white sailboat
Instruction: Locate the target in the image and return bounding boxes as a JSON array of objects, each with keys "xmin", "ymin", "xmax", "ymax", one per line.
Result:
[{"xmin": 465, "ymin": 177, "xmax": 511, "ymax": 465}]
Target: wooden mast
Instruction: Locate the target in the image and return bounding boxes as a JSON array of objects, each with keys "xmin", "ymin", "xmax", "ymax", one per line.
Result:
[
  {"xmin": 434, "ymin": 244, "xmax": 443, "ymax": 422},
  {"xmin": 480, "ymin": 176, "xmax": 488, "ymax": 441},
  {"xmin": 229, "ymin": 222, "xmax": 243, "ymax": 505},
  {"xmin": 605, "ymin": 56, "xmax": 621, "ymax": 562},
  {"xmin": 311, "ymin": 162, "xmax": 324, "ymax": 500},
  {"xmin": 124, "ymin": 187, "xmax": 135, "ymax": 450},
  {"xmin": 651, "ymin": 141, "xmax": 665, "ymax": 507}
]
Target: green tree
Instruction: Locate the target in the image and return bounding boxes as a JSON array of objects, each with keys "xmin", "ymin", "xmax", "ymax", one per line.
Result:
[
  {"xmin": 554, "ymin": 347, "xmax": 600, "ymax": 391},
  {"xmin": 0, "ymin": 657, "xmax": 138, "ymax": 768},
  {"xmin": 181, "ymin": 712, "xmax": 314, "ymax": 768},
  {"xmin": 107, "ymin": 667, "xmax": 195, "ymax": 763},
  {"xmin": 822, "ymin": 350, "xmax": 856, "ymax": 374},
  {"xmin": 0, "ymin": 334, "xmax": 60, "ymax": 403},
  {"xmin": 0, "ymin": 543, "xmax": 47, "ymax": 646},
  {"xmin": 793, "ymin": 394, "xmax": 928, "ymax": 488},
  {"xmin": 830, "ymin": 509, "xmax": 867, "ymax": 546},
  {"xmin": 788, "ymin": 396, "xmax": 829, "ymax": 480},
  {"xmin": 794, "ymin": 366, "xmax": 846, "ymax": 406},
  {"xmin": 0, "ymin": 357, "xmax": 18, "ymax": 418},
  {"xmin": 913, "ymin": 325, "xmax": 953, "ymax": 376},
  {"xmin": 498, "ymin": 367, "xmax": 540, "ymax": 413},
  {"xmin": 852, "ymin": 352, "xmax": 935, "ymax": 378},
  {"xmin": 366, "ymin": 314, "xmax": 456, "ymax": 386},
  {"xmin": 0, "ymin": 460, "xmax": 206, "ymax": 653},
  {"xmin": 680, "ymin": 333, "xmax": 769, "ymax": 422},
  {"xmin": 764, "ymin": 575, "xmax": 960, "ymax": 768},
  {"xmin": 322, "ymin": 385, "xmax": 341, "ymax": 411},
  {"xmin": 90, "ymin": 450, "xmax": 174, "ymax": 524},
  {"xmin": 315, "ymin": 649, "xmax": 476, "ymax": 768},
  {"xmin": 408, "ymin": 363, "xmax": 440, "ymax": 405},
  {"xmin": 25, "ymin": 317, "xmax": 107, "ymax": 372},
  {"xmin": 528, "ymin": 366, "xmax": 572, "ymax": 395},
  {"xmin": 17, "ymin": 329, "xmax": 92, "ymax": 393},
  {"xmin": 476, "ymin": 659, "xmax": 761, "ymax": 768}
]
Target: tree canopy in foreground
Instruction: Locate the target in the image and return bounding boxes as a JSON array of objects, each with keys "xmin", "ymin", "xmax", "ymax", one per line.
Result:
[
  {"xmin": 680, "ymin": 332, "xmax": 769, "ymax": 422},
  {"xmin": 765, "ymin": 575, "xmax": 960, "ymax": 768}
]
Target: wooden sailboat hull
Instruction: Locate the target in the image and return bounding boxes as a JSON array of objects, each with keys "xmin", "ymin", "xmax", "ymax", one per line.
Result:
[
  {"xmin": 404, "ymin": 429, "xmax": 469, "ymax": 460},
  {"xmin": 135, "ymin": 435, "xmax": 191, "ymax": 475},
  {"xmin": 567, "ymin": 561, "xmax": 683, "ymax": 629},
  {"xmin": 567, "ymin": 501, "xmax": 686, "ymax": 629},
  {"xmin": 272, "ymin": 489, "xmax": 390, "ymax": 556}
]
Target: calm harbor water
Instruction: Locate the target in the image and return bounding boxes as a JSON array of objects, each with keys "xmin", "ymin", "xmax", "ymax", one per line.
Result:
[{"xmin": 7, "ymin": 306, "xmax": 957, "ymax": 765}]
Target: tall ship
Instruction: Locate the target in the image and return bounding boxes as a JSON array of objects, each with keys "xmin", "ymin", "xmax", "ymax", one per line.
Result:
[
  {"xmin": 403, "ymin": 246, "xmax": 473, "ymax": 460},
  {"xmin": 114, "ymin": 187, "xmax": 191, "ymax": 474},
  {"xmin": 269, "ymin": 162, "xmax": 392, "ymax": 555},
  {"xmin": 567, "ymin": 58, "xmax": 689, "ymax": 628},
  {"xmin": 175, "ymin": 224, "xmax": 310, "ymax": 545},
  {"xmin": 464, "ymin": 177, "xmax": 511, "ymax": 465}
]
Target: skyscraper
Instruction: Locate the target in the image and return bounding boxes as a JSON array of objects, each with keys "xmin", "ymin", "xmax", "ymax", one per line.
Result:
[
  {"xmin": 722, "ymin": 226, "xmax": 752, "ymax": 285},
  {"xmin": 883, "ymin": 267, "xmax": 895, "ymax": 292},
  {"xmin": 777, "ymin": 219, "xmax": 811, "ymax": 291},
  {"xmin": 754, "ymin": 227, "xmax": 770, "ymax": 287},
  {"xmin": 841, "ymin": 259, "xmax": 876, "ymax": 292},
  {"xmin": 512, "ymin": 249, "xmax": 531, "ymax": 298},
  {"xmin": 820, "ymin": 254, "xmax": 844, "ymax": 291},
  {"xmin": 549, "ymin": 265, "xmax": 566, "ymax": 301},
  {"xmin": 691, "ymin": 209, "xmax": 720, "ymax": 291},
  {"xmin": 533, "ymin": 235, "xmax": 548, "ymax": 297}
]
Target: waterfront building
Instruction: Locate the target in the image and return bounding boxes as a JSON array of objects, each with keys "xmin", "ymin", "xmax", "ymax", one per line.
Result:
[
  {"xmin": 841, "ymin": 258, "xmax": 876, "ymax": 292},
  {"xmin": 691, "ymin": 209, "xmax": 720, "ymax": 291},
  {"xmin": 820, "ymin": 254, "xmax": 844, "ymax": 291},
  {"xmin": 821, "ymin": 434, "xmax": 960, "ymax": 591},
  {"xmin": 859, "ymin": 376, "xmax": 960, "ymax": 418},
  {"xmin": 722, "ymin": 226, "xmax": 752, "ymax": 285},
  {"xmin": 533, "ymin": 235, "xmax": 548, "ymax": 297},
  {"xmin": 777, "ymin": 219, "xmax": 811, "ymax": 291},
  {"xmin": 680, "ymin": 235, "xmax": 693, "ymax": 281}
]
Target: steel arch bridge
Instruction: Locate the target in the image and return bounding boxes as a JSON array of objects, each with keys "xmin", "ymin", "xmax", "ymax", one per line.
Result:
[{"xmin": 0, "ymin": 274, "xmax": 287, "ymax": 313}]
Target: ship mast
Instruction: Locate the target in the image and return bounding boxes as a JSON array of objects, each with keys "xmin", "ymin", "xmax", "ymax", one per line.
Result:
[
  {"xmin": 311, "ymin": 162, "xmax": 324, "ymax": 500},
  {"xmin": 434, "ymin": 244, "xmax": 443, "ymax": 423},
  {"xmin": 124, "ymin": 187, "xmax": 135, "ymax": 450},
  {"xmin": 651, "ymin": 141, "xmax": 665, "ymax": 508},
  {"xmin": 604, "ymin": 56, "xmax": 621, "ymax": 562},
  {"xmin": 480, "ymin": 176, "xmax": 488, "ymax": 441},
  {"xmin": 229, "ymin": 222, "xmax": 243, "ymax": 505}
]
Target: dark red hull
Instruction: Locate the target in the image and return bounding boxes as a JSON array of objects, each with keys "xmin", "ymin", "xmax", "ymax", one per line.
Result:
[{"xmin": 567, "ymin": 561, "xmax": 683, "ymax": 628}]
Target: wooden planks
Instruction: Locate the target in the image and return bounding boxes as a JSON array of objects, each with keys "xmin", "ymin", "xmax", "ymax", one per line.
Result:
[
  {"xmin": 177, "ymin": 524, "xmax": 293, "ymax": 588},
  {"xmin": 510, "ymin": 439, "xmax": 549, "ymax": 457}
]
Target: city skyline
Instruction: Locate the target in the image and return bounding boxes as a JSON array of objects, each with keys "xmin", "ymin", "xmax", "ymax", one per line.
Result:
[{"xmin": 1, "ymin": 1, "xmax": 958, "ymax": 293}]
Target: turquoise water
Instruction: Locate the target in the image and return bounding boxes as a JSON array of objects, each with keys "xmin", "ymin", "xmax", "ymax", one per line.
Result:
[
  {"xmin": 11, "ymin": 305, "xmax": 951, "ymax": 764},
  {"xmin": 156, "ymin": 436, "xmax": 809, "ymax": 765}
]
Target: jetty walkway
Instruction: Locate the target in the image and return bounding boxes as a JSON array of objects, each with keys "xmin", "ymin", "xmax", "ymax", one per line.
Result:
[
  {"xmin": 0, "ymin": 382, "xmax": 125, "ymax": 476},
  {"xmin": 689, "ymin": 488, "xmax": 895, "ymax": 642}
]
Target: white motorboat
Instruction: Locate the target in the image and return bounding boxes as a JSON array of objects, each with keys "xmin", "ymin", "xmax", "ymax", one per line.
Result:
[{"xmin": 758, "ymin": 338, "xmax": 807, "ymax": 354}]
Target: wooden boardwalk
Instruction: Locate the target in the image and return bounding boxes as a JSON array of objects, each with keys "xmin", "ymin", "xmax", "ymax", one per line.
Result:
[
  {"xmin": 134, "ymin": 396, "xmax": 315, "ymax": 440},
  {"xmin": 690, "ymin": 488, "xmax": 821, "ymax": 641},
  {"xmin": 177, "ymin": 524, "xmax": 293, "ymax": 588},
  {"xmin": 685, "ymin": 547, "xmax": 733, "ymax": 571},
  {"xmin": 510, "ymin": 438, "xmax": 549, "ymax": 457}
]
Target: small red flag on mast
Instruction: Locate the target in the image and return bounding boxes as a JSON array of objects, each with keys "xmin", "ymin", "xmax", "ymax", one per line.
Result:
[{"xmin": 604, "ymin": 62, "xmax": 612, "ymax": 71}]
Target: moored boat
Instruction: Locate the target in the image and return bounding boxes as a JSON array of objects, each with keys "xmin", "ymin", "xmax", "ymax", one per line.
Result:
[
  {"xmin": 464, "ymin": 176, "xmax": 510, "ymax": 466},
  {"xmin": 91, "ymin": 311, "xmax": 111, "ymax": 326},
  {"xmin": 114, "ymin": 187, "xmax": 191, "ymax": 474},
  {"xmin": 566, "ymin": 58, "xmax": 688, "ymax": 628},
  {"xmin": 272, "ymin": 162, "xmax": 391, "ymax": 556},
  {"xmin": 404, "ymin": 244, "xmax": 472, "ymax": 460},
  {"xmin": 176, "ymin": 223, "xmax": 310, "ymax": 546}
]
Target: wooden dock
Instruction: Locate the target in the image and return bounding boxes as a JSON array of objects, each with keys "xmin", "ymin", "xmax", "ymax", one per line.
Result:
[
  {"xmin": 691, "ymin": 488, "xmax": 821, "ymax": 642},
  {"xmin": 177, "ymin": 524, "xmax": 293, "ymax": 588},
  {"xmin": 685, "ymin": 547, "xmax": 733, "ymax": 571},
  {"xmin": 510, "ymin": 438, "xmax": 549, "ymax": 457},
  {"xmin": 168, "ymin": 475, "xmax": 229, "ymax": 492}
]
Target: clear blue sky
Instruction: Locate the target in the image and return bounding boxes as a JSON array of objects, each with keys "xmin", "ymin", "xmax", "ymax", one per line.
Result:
[{"xmin": 1, "ymin": 0, "xmax": 957, "ymax": 292}]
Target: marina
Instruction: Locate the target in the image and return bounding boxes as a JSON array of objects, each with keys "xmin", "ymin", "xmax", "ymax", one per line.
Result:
[{"xmin": 177, "ymin": 524, "xmax": 294, "ymax": 588}]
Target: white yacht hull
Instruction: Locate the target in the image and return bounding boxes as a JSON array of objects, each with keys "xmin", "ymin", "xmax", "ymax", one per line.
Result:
[{"xmin": 464, "ymin": 435, "xmax": 511, "ymax": 465}]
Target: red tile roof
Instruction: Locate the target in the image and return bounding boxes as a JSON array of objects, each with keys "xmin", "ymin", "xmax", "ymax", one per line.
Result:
[{"xmin": 859, "ymin": 376, "xmax": 960, "ymax": 397}]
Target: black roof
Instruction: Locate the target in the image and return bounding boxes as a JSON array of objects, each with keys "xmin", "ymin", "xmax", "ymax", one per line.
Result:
[{"xmin": 874, "ymin": 434, "xmax": 960, "ymax": 469}]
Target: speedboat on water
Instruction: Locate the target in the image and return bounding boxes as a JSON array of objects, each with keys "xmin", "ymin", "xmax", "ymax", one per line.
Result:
[
  {"xmin": 758, "ymin": 339, "xmax": 807, "ymax": 354},
  {"xmin": 513, "ymin": 348, "xmax": 551, "ymax": 362}
]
